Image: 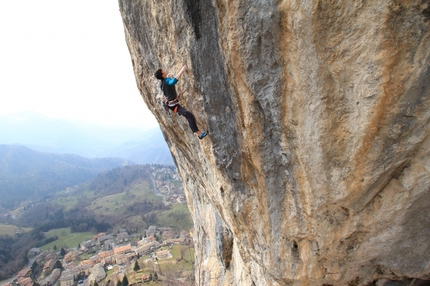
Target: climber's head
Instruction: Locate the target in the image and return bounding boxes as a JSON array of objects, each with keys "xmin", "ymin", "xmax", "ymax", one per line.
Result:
[{"xmin": 154, "ymin": 69, "xmax": 163, "ymax": 80}]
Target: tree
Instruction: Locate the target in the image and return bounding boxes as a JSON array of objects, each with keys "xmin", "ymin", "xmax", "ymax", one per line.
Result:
[
  {"xmin": 121, "ymin": 275, "xmax": 129, "ymax": 286},
  {"xmin": 60, "ymin": 247, "xmax": 66, "ymax": 256},
  {"xmin": 133, "ymin": 260, "xmax": 140, "ymax": 271},
  {"xmin": 94, "ymin": 281, "xmax": 99, "ymax": 286},
  {"xmin": 53, "ymin": 260, "xmax": 63, "ymax": 271},
  {"xmin": 153, "ymin": 272, "xmax": 158, "ymax": 281},
  {"xmin": 31, "ymin": 261, "xmax": 38, "ymax": 272},
  {"xmin": 116, "ymin": 281, "xmax": 121, "ymax": 286}
]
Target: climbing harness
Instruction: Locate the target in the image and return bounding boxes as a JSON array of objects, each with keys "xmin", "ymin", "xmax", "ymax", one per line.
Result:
[
  {"xmin": 162, "ymin": 97, "xmax": 180, "ymax": 113},
  {"xmin": 167, "ymin": 98, "xmax": 179, "ymax": 107}
]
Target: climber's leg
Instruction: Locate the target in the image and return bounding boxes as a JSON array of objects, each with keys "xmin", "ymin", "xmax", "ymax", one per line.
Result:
[{"xmin": 175, "ymin": 105, "xmax": 199, "ymax": 133}]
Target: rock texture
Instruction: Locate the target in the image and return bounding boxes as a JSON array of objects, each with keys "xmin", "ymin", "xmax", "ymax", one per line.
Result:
[{"xmin": 118, "ymin": 0, "xmax": 430, "ymax": 285}]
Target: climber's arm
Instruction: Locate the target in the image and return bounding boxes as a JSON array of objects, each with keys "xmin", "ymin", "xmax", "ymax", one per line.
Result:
[{"xmin": 175, "ymin": 65, "xmax": 187, "ymax": 79}]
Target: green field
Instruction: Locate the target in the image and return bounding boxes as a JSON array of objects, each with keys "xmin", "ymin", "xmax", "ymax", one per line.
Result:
[
  {"xmin": 87, "ymin": 181, "xmax": 163, "ymax": 216},
  {"xmin": 156, "ymin": 203, "xmax": 193, "ymax": 232},
  {"xmin": 40, "ymin": 228, "xmax": 93, "ymax": 251},
  {"xmin": 53, "ymin": 189, "xmax": 97, "ymax": 211},
  {"xmin": 126, "ymin": 244, "xmax": 195, "ymax": 284},
  {"xmin": 0, "ymin": 223, "xmax": 32, "ymax": 237}
]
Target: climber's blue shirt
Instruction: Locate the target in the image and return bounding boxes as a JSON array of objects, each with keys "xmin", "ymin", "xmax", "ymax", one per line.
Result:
[
  {"xmin": 164, "ymin": 77, "xmax": 178, "ymax": 86},
  {"xmin": 162, "ymin": 77, "xmax": 178, "ymax": 101}
]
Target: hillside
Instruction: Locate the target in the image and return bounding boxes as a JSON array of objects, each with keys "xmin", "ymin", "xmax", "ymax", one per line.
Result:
[
  {"xmin": 100, "ymin": 128, "xmax": 174, "ymax": 165},
  {"xmin": 120, "ymin": 1, "xmax": 430, "ymax": 285},
  {"xmin": 0, "ymin": 164, "xmax": 192, "ymax": 281},
  {"xmin": 0, "ymin": 145, "xmax": 128, "ymax": 210}
]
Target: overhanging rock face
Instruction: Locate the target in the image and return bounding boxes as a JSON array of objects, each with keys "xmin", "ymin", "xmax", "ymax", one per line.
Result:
[{"xmin": 118, "ymin": 0, "xmax": 430, "ymax": 285}]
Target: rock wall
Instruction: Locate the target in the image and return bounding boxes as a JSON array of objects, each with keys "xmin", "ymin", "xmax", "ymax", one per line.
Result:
[{"xmin": 118, "ymin": 0, "xmax": 430, "ymax": 285}]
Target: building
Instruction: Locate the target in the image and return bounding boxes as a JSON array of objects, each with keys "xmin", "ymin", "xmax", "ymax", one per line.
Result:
[
  {"xmin": 162, "ymin": 230, "xmax": 176, "ymax": 240},
  {"xmin": 113, "ymin": 244, "xmax": 131, "ymax": 255},
  {"xmin": 16, "ymin": 277, "xmax": 32, "ymax": 286},
  {"xmin": 39, "ymin": 268, "xmax": 61, "ymax": 286},
  {"xmin": 116, "ymin": 232, "xmax": 130, "ymax": 243},
  {"xmin": 64, "ymin": 250, "xmax": 81, "ymax": 263},
  {"xmin": 115, "ymin": 254, "xmax": 127, "ymax": 265},
  {"xmin": 155, "ymin": 250, "xmax": 170, "ymax": 259},
  {"xmin": 98, "ymin": 250, "xmax": 114, "ymax": 264},
  {"xmin": 43, "ymin": 259, "xmax": 56, "ymax": 272},
  {"xmin": 104, "ymin": 238, "xmax": 116, "ymax": 250},
  {"xmin": 28, "ymin": 248, "xmax": 41, "ymax": 258},
  {"xmin": 16, "ymin": 267, "xmax": 30, "ymax": 278},
  {"xmin": 146, "ymin": 226, "xmax": 157, "ymax": 238},
  {"xmin": 88, "ymin": 264, "xmax": 106, "ymax": 283},
  {"xmin": 59, "ymin": 270, "xmax": 74, "ymax": 286}
]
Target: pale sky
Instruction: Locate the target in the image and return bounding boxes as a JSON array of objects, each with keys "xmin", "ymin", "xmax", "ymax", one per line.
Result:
[{"xmin": 0, "ymin": 0, "xmax": 158, "ymax": 130}]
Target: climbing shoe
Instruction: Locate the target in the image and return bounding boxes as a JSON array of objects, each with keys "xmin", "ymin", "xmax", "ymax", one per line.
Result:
[{"xmin": 198, "ymin": 131, "xmax": 208, "ymax": 140}]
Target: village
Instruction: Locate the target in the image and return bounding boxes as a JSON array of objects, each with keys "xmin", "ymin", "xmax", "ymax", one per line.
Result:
[
  {"xmin": 6, "ymin": 225, "xmax": 194, "ymax": 286},
  {"xmin": 3, "ymin": 166, "xmax": 194, "ymax": 286}
]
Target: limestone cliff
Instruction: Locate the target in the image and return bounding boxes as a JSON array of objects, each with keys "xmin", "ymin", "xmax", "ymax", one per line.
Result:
[{"xmin": 118, "ymin": 0, "xmax": 430, "ymax": 285}]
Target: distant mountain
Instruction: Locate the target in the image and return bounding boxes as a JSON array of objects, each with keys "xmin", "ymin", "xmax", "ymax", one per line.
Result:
[
  {"xmin": 0, "ymin": 112, "xmax": 110, "ymax": 156},
  {"xmin": 0, "ymin": 112, "xmax": 173, "ymax": 165},
  {"xmin": 0, "ymin": 145, "xmax": 128, "ymax": 210},
  {"xmin": 99, "ymin": 128, "xmax": 174, "ymax": 165}
]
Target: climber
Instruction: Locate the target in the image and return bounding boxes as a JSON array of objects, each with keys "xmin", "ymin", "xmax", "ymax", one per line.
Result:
[{"xmin": 154, "ymin": 65, "xmax": 208, "ymax": 140}]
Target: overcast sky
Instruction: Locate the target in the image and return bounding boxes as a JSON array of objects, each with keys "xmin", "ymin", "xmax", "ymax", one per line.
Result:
[{"xmin": 0, "ymin": 0, "xmax": 158, "ymax": 130}]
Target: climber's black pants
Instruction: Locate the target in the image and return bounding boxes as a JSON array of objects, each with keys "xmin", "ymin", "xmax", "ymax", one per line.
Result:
[{"xmin": 169, "ymin": 104, "xmax": 199, "ymax": 133}]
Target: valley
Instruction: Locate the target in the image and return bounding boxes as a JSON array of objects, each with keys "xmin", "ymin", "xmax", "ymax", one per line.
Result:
[{"xmin": 0, "ymin": 163, "xmax": 194, "ymax": 285}]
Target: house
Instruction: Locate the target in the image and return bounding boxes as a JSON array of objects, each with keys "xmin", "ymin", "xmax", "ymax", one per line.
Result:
[
  {"xmin": 45, "ymin": 252, "xmax": 57, "ymax": 261},
  {"xmin": 63, "ymin": 261, "xmax": 76, "ymax": 271},
  {"xmin": 155, "ymin": 250, "xmax": 170, "ymax": 259},
  {"xmin": 16, "ymin": 277, "xmax": 32, "ymax": 286},
  {"xmin": 146, "ymin": 226, "xmax": 157, "ymax": 238},
  {"xmin": 115, "ymin": 253, "xmax": 127, "ymax": 265},
  {"xmin": 92, "ymin": 232, "xmax": 106, "ymax": 241},
  {"xmin": 126, "ymin": 252, "xmax": 135, "ymax": 261},
  {"xmin": 113, "ymin": 244, "xmax": 131, "ymax": 255},
  {"xmin": 102, "ymin": 255, "xmax": 115, "ymax": 265},
  {"xmin": 79, "ymin": 239, "xmax": 95, "ymax": 251},
  {"xmin": 98, "ymin": 250, "xmax": 114, "ymax": 258},
  {"xmin": 28, "ymin": 248, "xmax": 41, "ymax": 258},
  {"xmin": 116, "ymin": 231, "xmax": 129, "ymax": 243},
  {"xmin": 98, "ymin": 250, "xmax": 114, "ymax": 265},
  {"xmin": 64, "ymin": 250, "xmax": 81, "ymax": 263},
  {"xmin": 35, "ymin": 251, "xmax": 48, "ymax": 263},
  {"xmin": 162, "ymin": 230, "xmax": 176, "ymax": 240},
  {"xmin": 163, "ymin": 239, "xmax": 175, "ymax": 246},
  {"xmin": 39, "ymin": 268, "xmax": 61, "ymax": 286},
  {"xmin": 104, "ymin": 238, "xmax": 116, "ymax": 250},
  {"xmin": 98, "ymin": 234, "xmax": 113, "ymax": 245},
  {"xmin": 89, "ymin": 255, "xmax": 100, "ymax": 265},
  {"xmin": 16, "ymin": 267, "xmax": 30, "ymax": 278},
  {"xmin": 81, "ymin": 259, "xmax": 93, "ymax": 266},
  {"xmin": 138, "ymin": 236, "xmax": 154, "ymax": 246},
  {"xmin": 134, "ymin": 244, "xmax": 151, "ymax": 256},
  {"xmin": 88, "ymin": 264, "xmax": 106, "ymax": 283},
  {"xmin": 59, "ymin": 270, "xmax": 74, "ymax": 286},
  {"xmin": 43, "ymin": 259, "xmax": 56, "ymax": 272},
  {"xmin": 73, "ymin": 263, "xmax": 92, "ymax": 276}
]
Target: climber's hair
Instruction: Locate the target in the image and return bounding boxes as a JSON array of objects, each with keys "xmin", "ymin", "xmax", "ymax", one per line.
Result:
[{"xmin": 154, "ymin": 69, "xmax": 163, "ymax": 80}]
